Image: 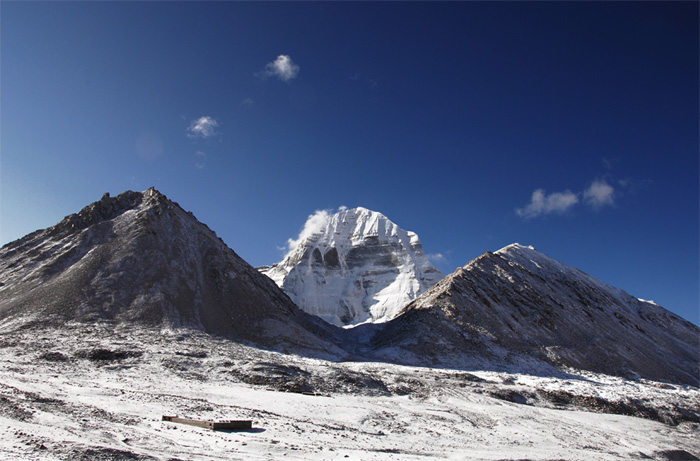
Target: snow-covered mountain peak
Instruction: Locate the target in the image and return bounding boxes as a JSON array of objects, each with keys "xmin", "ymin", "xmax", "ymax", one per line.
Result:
[
  {"xmin": 261, "ymin": 207, "xmax": 444, "ymax": 327},
  {"xmin": 480, "ymin": 243, "xmax": 594, "ymax": 283},
  {"xmin": 496, "ymin": 242, "xmax": 537, "ymax": 254},
  {"xmin": 309, "ymin": 207, "xmax": 404, "ymax": 245},
  {"xmin": 487, "ymin": 243, "xmax": 627, "ymax": 299}
]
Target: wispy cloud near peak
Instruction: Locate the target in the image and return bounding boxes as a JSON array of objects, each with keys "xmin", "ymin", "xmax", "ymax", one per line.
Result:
[
  {"xmin": 516, "ymin": 176, "xmax": 619, "ymax": 219},
  {"xmin": 584, "ymin": 180, "xmax": 615, "ymax": 209},
  {"xmin": 516, "ymin": 189, "xmax": 579, "ymax": 219},
  {"xmin": 285, "ymin": 209, "xmax": 331, "ymax": 256},
  {"xmin": 428, "ymin": 253, "xmax": 447, "ymax": 265}
]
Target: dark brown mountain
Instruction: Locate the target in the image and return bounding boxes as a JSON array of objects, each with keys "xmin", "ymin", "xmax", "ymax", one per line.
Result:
[
  {"xmin": 0, "ymin": 188, "xmax": 341, "ymax": 355},
  {"xmin": 367, "ymin": 244, "xmax": 699, "ymax": 386}
]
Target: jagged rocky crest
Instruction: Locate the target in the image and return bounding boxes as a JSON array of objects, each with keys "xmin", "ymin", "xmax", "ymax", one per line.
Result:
[
  {"xmin": 0, "ymin": 188, "xmax": 340, "ymax": 355},
  {"xmin": 260, "ymin": 207, "xmax": 444, "ymax": 326}
]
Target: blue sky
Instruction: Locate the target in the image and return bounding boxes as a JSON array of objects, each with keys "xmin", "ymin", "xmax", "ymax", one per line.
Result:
[{"xmin": 2, "ymin": 2, "xmax": 698, "ymax": 325}]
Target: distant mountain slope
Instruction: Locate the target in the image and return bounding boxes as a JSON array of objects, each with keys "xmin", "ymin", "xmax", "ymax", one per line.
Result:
[
  {"xmin": 0, "ymin": 189, "xmax": 341, "ymax": 355},
  {"xmin": 368, "ymin": 244, "xmax": 699, "ymax": 386},
  {"xmin": 260, "ymin": 207, "xmax": 443, "ymax": 326}
]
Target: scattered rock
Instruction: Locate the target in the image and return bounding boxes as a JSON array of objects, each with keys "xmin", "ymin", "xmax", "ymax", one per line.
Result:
[
  {"xmin": 75, "ymin": 349, "xmax": 142, "ymax": 362},
  {"xmin": 39, "ymin": 351, "xmax": 69, "ymax": 362}
]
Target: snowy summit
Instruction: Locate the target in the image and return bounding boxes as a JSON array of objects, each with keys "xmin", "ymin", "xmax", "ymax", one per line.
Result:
[{"xmin": 260, "ymin": 207, "xmax": 444, "ymax": 327}]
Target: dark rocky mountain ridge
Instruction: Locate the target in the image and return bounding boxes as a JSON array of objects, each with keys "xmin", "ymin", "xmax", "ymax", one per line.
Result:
[
  {"xmin": 1, "ymin": 189, "xmax": 697, "ymax": 388},
  {"xmin": 0, "ymin": 188, "xmax": 341, "ymax": 355}
]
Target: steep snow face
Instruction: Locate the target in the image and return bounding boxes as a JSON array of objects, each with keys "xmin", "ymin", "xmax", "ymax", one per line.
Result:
[
  {"xmin": 0, "ymin": 189, "xmax": 341, "ymax": 354},
  {"xmin": 371, "ymin": 243, "xmax": 700, "ymax": 386},
  {"xmin": 260, "ymin": 207, "xmax": 444, "ymax": 327}
]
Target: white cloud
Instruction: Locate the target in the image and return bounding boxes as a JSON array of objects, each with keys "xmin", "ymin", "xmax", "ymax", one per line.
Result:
[
  {"xmin": 263, "ymin": 55, "xmax": 300, "ymax": 82},
  {"xmin": 428, "ymin": 253, "xmax": 447, "ymax": 264},
  {"xmin": 187, "ymin": 116, "xmax": 219, "ymax": 138},
  {"xmin": 584, "ymin": 180, "xmax": 615, "ymax": 209},
  {"xmin": 285, "ymin": 209, "xmax": 331, "ymax": 255},
  {"xmin": 516, "ymin": 189, "xmax": 579, "ymax": 219}
]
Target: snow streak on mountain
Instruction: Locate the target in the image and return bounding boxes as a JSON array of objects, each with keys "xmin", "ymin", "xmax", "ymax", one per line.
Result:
[
  {"xmin": 0, "ymin": 188, "xmax": 340, "ymax": 354},
  {"xmin": 260, "ymin": 207, "xmax": 444, "ymax": 327},
  {"xmin": 370, "ymin": 244, "xmax": 700, "ymax": 386}
]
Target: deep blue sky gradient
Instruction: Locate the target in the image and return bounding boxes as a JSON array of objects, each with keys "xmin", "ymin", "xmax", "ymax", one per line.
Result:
[{"xmin": 2, "ymin": 2, "xmax": 698, "ymax": 324}]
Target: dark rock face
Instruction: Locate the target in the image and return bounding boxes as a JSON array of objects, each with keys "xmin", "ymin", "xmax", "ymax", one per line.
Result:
[
  {"xmin": 368, "ymin": 244, "xmax": 700, "ymax": 386},
  {"xmin": 323, "ymin": 247, "xmax": 340, "ymax": 268},
  {"xmin": 0, "ymin": 189, "xmax": 341, "ymax": 355}
]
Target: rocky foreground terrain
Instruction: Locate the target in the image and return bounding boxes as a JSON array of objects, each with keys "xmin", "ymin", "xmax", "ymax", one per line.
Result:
[{"xmin": 1, "ymin": 324, "xmax": 699, "ymax": 460}]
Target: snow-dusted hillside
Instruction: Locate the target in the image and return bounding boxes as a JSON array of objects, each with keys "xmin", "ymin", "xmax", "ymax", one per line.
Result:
[
  {"xmin": 260, "ymin": 207, "xmax": 443, "ymax": 326},
  {"xmin": 0, "ymin": 188, "xmax": 340, "ymax": 354},
  {"xmin": 0, "ymin": 325, "xmax": 698, "ymax": 460},
  {"xmin": 367, "ymin": 244, "xmax": 700, "ymax": 386}
]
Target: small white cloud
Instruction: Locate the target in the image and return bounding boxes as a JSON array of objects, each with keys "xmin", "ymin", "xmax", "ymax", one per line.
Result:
[
  {"xmin": 263, "ymin": 55, "xmax": 300, "ymax": 82},
  {"xmin": 584, "ymin": 180, "xmax": 615, "ymax": 209},
  {"xmin": 516, "ymin": 189, "xmax": 579, "ymax": 219},
  {"xmin": 187, "ymin": 116, "xmax": 219, "ymax": 138},
  {"xmin": 286, "ymin": 209, "xmax": 331, "ymax": 256},
  {"xmin": 240, "ymin": 98, "xmax": 254, "ymax": 107},
  {"xmin": 428, "ymin": 253, "xmax": 447, "ymax": 264}
]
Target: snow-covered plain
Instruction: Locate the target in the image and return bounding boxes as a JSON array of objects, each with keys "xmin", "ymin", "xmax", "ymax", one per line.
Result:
[{"xmin": 1, "ymin": 324, "xmax": 698, "ymax": 460}]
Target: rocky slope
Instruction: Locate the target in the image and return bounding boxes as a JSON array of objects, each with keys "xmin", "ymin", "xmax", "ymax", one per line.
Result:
[
  {"xmin": 2, "ymin": 190, "xmax": 697, "ymax": 389},
  {"xmin": 367, "ymin": 244, "xmax": 700, "ymax": 386},
  {"xmin": 0, "ymin": 188, "xmax": 341, "ymax": 355},
  {"xmin": 260, "ymin": 207, "xmax": 443, "ymax": 326}
]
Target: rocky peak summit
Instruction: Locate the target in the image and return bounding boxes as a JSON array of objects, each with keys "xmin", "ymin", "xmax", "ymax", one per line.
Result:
[{"xmin": 260, "ymin": 207, "xmax": 444, "ymax": 327}]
